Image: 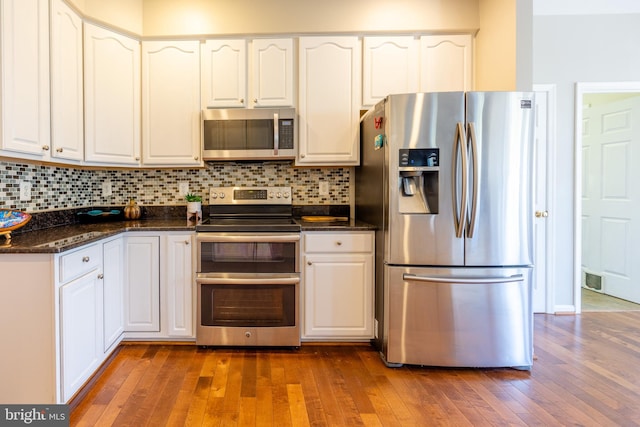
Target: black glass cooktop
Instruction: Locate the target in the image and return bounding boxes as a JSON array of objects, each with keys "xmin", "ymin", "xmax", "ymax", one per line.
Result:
[{"xmin": 196, "ymin": 216, "xmax": 300, "ymax": 233}]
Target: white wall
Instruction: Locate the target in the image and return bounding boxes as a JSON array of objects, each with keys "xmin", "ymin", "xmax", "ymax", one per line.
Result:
[
  {"xmin": 67, "ymin": 0, "xmax": 143, "ymax": 34},
  {"xmin": 533, "ymin": 10, "xmax": 640, "ymax": 309},
  {"xmin": 141, "ymin": 0, "xmax": 479, "ymax": 36}
]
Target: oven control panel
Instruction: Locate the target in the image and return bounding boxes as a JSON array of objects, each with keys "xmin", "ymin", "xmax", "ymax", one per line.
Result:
[{"xmin": 209, "ymin": 186, "xmax": 292, "ymax": 205}]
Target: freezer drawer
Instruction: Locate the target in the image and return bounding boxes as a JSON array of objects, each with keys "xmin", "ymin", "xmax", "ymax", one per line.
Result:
[{"xmin": 383, "ymin": 266, "xmax": 533, "ymax": 369}]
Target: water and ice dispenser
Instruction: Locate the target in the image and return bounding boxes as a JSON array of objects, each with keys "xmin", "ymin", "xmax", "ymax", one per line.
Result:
[{"xmin": 398, "ymin": 148, "xmax": 439, "ymax": 214}]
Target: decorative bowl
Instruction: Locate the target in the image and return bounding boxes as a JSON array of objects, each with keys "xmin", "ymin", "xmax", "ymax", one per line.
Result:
[{"xmin": 0, "ymin": 209, "xmax": 32, "ymax": 242}]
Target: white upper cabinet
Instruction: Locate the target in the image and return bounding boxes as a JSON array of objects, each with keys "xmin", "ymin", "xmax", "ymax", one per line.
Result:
[
  {"xmin": 362, "ymin": 36, "xmax": 419, "ymax": 107},
  {"xmin": 142, "ymin": 40, "xmax": 202, "ymax": 166},
  {"xmin": 0, "ymin": 0, "xmax": 51, "ymax": 158},
  {"xmin": 201, "ymin": 38, "xmax": 293, "ymax": 109},
  {"xmin": 251, "ymin": 38, "xmax": 294, "ymax": 107},
  {"xmin": 84, "ymin": 23, "xmax": 141, "ymax": 165},
  {"xmin": 50, "ymin": 0, "xmax": 84, "ymax": 162},
  {"xmin": 297, "ymin": 36, "xmax": 361, "ymax": 166},
  {"xmin": 201, "ymin": 39, "xmax": 247, "ymax": 108},
  {"xmin": 420, "ymin": 34, "xmax": 473, "ymax": 92}
]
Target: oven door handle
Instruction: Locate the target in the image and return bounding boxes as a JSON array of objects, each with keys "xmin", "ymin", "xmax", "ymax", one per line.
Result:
[
  {"xmin": 196, "ymin": 275, "xmax": 300, "ymax": 285},
  {"xmin": 196, "ymin": 233, "xmax": 300, "ymax": 243}
]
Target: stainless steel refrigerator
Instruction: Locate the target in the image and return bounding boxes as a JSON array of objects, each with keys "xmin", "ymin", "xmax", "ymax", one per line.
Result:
[{"xmin": 356, "ymin": 92, "xmax": 535, "ymax": 369}]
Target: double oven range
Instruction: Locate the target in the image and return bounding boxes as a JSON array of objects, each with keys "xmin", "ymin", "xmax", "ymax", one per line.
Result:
[{"xmin": 195, "ymin": 187, "xmax": 301, "ymax": 347}]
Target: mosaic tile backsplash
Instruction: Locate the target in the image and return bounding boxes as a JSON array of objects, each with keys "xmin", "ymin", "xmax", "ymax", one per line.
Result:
[{"xmin": 0, "ymin": 160, "xmax": 351, "ymax": 212}]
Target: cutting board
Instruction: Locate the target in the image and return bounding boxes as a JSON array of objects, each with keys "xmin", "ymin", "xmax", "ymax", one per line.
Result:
[{"xmin": 301, "ymin": 216, "xmax": 349, "ymax": 222}]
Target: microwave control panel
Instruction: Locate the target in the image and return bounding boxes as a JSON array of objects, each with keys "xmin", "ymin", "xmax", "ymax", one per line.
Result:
[{"xmin": 279, "ymin": 119, "xmax": 295, "ymax": 149}]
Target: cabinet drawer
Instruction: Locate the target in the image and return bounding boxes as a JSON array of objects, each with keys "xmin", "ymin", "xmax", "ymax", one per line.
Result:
[
  {"xmin": 59, "ymin": 243, "xmax": 101, "ymax": 283},
  {"xmin": 304, "ymin": 233, "xmax": 373, "ymax": 253}
]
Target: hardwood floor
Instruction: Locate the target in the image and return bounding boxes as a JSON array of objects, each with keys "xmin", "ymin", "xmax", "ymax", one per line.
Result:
[
  {"xmin": 581, "ymin": 287, "xmax": 640, "ymax": 312},
  {"xmin": 72, "ymin": 313, "xmax": 640, "ymax": 426}
]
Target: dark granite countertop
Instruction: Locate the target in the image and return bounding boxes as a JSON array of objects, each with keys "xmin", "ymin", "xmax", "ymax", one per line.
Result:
[
  {"xmin": 0, "ymin": 219, "xmax": 194, "ymax": 254},
  {"xmin": 0, "ymin": 216, "xmax": 375, "ymax": 254},
  {"xmin": 296, "ymin": 217, "xmax": 375, "ymax": 232}
]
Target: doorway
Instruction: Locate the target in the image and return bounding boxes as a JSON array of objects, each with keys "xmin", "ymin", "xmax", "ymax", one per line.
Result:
[
  {"xmin": 532, "ymin": 84, "xmax": 556, "ymax": 314},
  {"xmin": 575, "ymin": 82, "xmax": 640, "ymax": 312}
]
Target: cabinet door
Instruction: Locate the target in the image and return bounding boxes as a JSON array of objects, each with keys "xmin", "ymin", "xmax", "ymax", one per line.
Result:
[
  {"xmin": 50, "ymin": 0, "xmax": 83, "ymax": 162},
  {"xmin": 103, "ymin": 237, "xmax": 124, "ymax": 351},
  {"xmin": 60, "ymin": 270, "xmax": 103, "ymax": 403},
  {"xmin": 251, "ymin": 38, "xmax": 294, "ymax": 107},
  {"xmin": 362, "ymin": 36, "xmax": 419, "ymax": 107},
  {"xmin": 297, "ymin": 37, "xmax": 361, "ymax": 165},
  {"xmin": 201, "ymin": 39, "xmax": 247, "ymax": 108},
  {"xmin": 124, "ymin": 236, "xmax": 160, "ymax": 332},
  {"xmin": 420, "ymin": 34, "xmax": 473, "ymax": 92},
  {"xmin": 142, "ymin": 41, "xmax": 202, "ymax": 166},
  {"xmin": 0, "ymin": 0, "xmax": 50, "ymax": 157},
  {"xmin": 303, "ymin": 253, "xmax": 374, "ymax": 339},
  {"xmin": 163, "ymin": 234, "xmax": 194, "ymax": 337},
  {"xmin": 84, "ymin": 23, "xmax": 141, "ymax": 165}
]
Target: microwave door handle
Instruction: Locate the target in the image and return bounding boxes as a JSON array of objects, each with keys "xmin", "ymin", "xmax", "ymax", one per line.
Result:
[{"xmin": 273, "ymin": 112, "xmax": 279, "ymax": 155}]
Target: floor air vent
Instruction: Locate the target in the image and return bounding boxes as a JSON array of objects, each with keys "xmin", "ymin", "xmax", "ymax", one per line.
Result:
[{"xmin": 584, "ymin": 272, "xmax": 603, "ymax": 292}]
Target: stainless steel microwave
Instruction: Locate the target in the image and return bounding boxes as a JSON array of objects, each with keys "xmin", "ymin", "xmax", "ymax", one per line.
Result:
[{"xmin": 202, "ymin": 108, "xmax": 297, "ymax": 160}]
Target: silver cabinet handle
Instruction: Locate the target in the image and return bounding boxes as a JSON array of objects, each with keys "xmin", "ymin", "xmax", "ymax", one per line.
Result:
[
  {"xmin": 194, "ymin": 156, "xmax": 199, "ymax": 161},
  {"xmin": 184, "ymin": 240, "xmax": 190, "ymax": 245},
  {"xmin": 336, "ymin": 241, "xmax": 342, "ymax": 246},
  {"xmin": 239, "ymin": 98, "xmax": 244, "ymax": 104},
  {"xmin": 98, "ymin": 273, "xmax": 104, "ymax": 279},
  {"xmin": 307, "ymin": 261, "xmax": 312, "ymax": 265},
  {"xmin": 82, "ymin": 256, "xmax": 90, "ymax": 263},
  {"xmin": 56, "ymin": 148, "xmax": 63, "ymax": 153},
  {"xmin": 253, "ymin": 99, "xmax": 258, "ymax": 104},
  {"xmin": 535, "ymin": 211, "xmax": 549, "ymax": 218},
  {"xmin": 42, "ymin": 145, "xmax": 50, "ymax": 151}
]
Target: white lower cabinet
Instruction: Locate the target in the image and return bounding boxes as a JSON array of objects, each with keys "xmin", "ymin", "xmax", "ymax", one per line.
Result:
[
  {"xmin": 57, "ymin": 241, "xmax": 107, "ymax": 403},
  {"xmin": 0, "ymin": 231, "xmax": 194, "ymax": 404},
  {"xmin": 123, "ymin": 234, "xmax": 160, "ymax": 332},
  {"xmin": 123, "ymin": 232, "xmax": 194, "ymax": 340},
  {"xmin": 302, "ymin": 231, "xmax": 374, "ymax": 340},
  {"xmin": 102, "ymin": 237, "xmax": 125, "ymax": 351},
  {"xmin": 163, "ymin": 233, "xmax": 195, "ymax": 337},
  {"xmin": 60, "ymin": 269, "xmax": 102, "ymax": 403}
]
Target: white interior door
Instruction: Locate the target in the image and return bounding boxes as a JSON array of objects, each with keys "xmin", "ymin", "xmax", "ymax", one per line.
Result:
[
  {"xmin": 532, "ymin": 85, "xmax": 555, "ymax": 313},
  {"xmin": 581, "ymin": 94, "xmax": 640, "ymax": 303}
]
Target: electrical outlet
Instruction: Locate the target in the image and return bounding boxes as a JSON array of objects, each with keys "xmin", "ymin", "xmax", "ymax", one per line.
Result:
[
  {"xmin": 179, "ymin": 182, "xmax": 189, "ymax": 196},
  {"xmin": 19, "ymin": 181, "xmax": 31, "ymax": 201},
  {"xmin": 319, "ymin": 181, "xmax": 329, "ymax": 196},
  {"xmin": 102, "ymin": 181, "xmax": 112, "ymax": 197}
]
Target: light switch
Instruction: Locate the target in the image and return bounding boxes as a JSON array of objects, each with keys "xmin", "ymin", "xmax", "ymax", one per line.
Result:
[
  {"xmin": 19, "ymin": 181, "xmax": 31, "ymax": 201},
  {"xmin": 179, "ymin": 182, "xmax": 189, "ymax": 196}
]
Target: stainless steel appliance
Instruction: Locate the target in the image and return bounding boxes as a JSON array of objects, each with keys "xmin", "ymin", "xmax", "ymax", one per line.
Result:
[
  {"xmin": 195, "ymin": 186, "xmax": 301, "ymax": 347},
  {"xmin": 202, "ymin": 108, "xmax": 296, "ymax": 160},
  {"xmin": 356, "ymin": 92, "xmax": 535, "ymax": 369}
]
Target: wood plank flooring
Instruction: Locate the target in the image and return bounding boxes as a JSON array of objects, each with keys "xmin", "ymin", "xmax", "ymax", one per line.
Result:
[
  {"xmin": 71, "ymin": 313, "xmax": 640, "ymax": 426},
  {"xmin": 581, "ymin": 287, "xmax": 640, "ymax": 311}
]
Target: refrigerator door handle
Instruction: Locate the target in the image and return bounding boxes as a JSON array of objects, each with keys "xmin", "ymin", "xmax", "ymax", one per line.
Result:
[
  {"xmin": 403, "ymin": 273, "xmax": 524, "ymax": 284},
  {"xmin": 452, "ymin": 122, "xmax": 467, "ymax": 238},
  {"xmin": 466, "ymin": 122, "xmax": 479, "ymax": 238}
]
